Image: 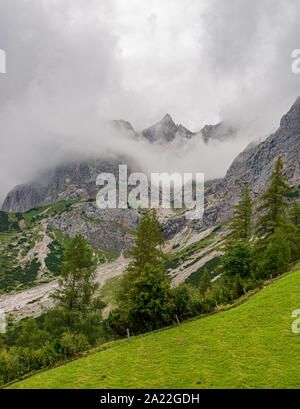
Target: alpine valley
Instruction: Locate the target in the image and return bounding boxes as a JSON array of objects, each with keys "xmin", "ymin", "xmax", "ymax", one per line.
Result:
[{"xmin": 0, "ymin": 97, "xmax": 300, "ymax": 321}]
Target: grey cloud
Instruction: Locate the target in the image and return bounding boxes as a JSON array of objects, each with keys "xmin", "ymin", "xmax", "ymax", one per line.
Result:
[
  {"xmin": 0, "ymin": 0, "xmax": 300, "ymax": 204},
  {"xmin": 202, "ymin": 0, "xmax": 300, "ymax": 133}
]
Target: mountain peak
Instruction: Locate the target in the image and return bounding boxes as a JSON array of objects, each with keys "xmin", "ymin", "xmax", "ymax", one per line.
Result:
[
  {"xmin": 199, "ymin": 122, "xmax": 237, "ymax": 144},
  {"xmin": 108, "ymin": 119, "xmax": 135, "ymax": 132},
  {"xmin": 142, "ymin": 114, "xmax": 192, "ymax": 143},
  {"xmin": 280, "ymin": 96, "xmax": 300, "ymax": 129},
  {"xmin": 161, "ymin": 113, "xmax": 174, "ymax": 123}
]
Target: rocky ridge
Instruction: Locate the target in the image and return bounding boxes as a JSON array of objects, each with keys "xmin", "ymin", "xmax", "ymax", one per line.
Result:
[
  {"xmin": 2, "ymin": 98, "xmax": 300, "ymax": 239},
  {"xmin": 198, "ymin": 97, "xmax": 300, "ymax": 228},
  {"xmin": 142, "ymin": 114, "xmax": 195, "ymax": 143}
]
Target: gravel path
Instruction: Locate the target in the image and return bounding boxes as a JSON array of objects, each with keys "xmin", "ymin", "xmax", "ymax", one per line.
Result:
[{"xmin": 0, "ymin": 255, "xmax": 129, "ymax": 320}]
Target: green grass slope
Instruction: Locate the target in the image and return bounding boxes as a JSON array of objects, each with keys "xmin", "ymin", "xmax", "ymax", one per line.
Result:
[{"xmin": 10, "ymin": 266, "xmax": 300, "ymax": 389}]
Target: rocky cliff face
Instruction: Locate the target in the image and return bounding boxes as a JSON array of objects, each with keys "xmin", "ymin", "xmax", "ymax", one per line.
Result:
[
  {"xmin": 198, "ymin": 97, "xmax": 300, "ymax": 227},
  {"xmin": 162, "ymin": 97, "xmax": 300, "ymax": 233},
  {"xmin": 141, "ymin": 114, "xmax": 238, "ymax": 144},
  {"xmin": 1, "ymin": 114, "xmax": 239, "ymax": 213},
  {"xmin": 50, "ymin": 203, "xmax": 140, "ymax": 252},
  {"xmin": 108, "ymin": 119, "xmax": 140, "ymax": 139},
  {"xmin": 1, "ymin": 158, "xmax": 136, "ymax": 213},
  {"xmin": 199, "ymin": 122, "xmax": 237, "ymax": 144},
  {"xmin": 2, "ymin": 98, "xmax": 300, "ymax": 234},
  {"xmin": 0, "ymin": 199, "xmax": 140, "ymax": 299},
  {"xmin": 142, "ymin": 114, "xmax": 194, "ymax": 143}
]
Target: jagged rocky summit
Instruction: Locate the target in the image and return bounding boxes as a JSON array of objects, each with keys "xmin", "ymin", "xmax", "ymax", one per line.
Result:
[{"xmin": 2, "ymin": 98, "xmax": 300, "ymax": 238}]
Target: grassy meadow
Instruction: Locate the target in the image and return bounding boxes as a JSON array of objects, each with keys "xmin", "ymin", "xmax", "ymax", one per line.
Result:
[{"xmin": 9, "ymin": 264, "xmax": 300, "ymax": 389}]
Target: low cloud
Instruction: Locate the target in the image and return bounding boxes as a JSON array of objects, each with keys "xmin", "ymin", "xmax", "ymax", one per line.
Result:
[{"xmin": 0, "ymin": 0, "xmax": 300, "ymax": 204}]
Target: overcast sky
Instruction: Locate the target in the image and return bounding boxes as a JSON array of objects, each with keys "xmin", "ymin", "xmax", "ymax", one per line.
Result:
[{"xmin": 0, "ymin": 0, "xmax": 300, "ymax": 203}]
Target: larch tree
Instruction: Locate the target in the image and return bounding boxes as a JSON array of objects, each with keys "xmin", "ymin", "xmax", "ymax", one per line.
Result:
[
  {"xmin": 47, "ymin": 233, "xmax": 105, "ymax": 343},
  {"xmin": 226, "ymin": 185, "xmax": 253, "ymax": 248},
  {"xmin": 112, "ymin": 209, "xmax": 175, "ymax": 332},
  {"xmin": 117, "ymin": 209, "xmax": 166, "ymax": 308},
  {"xmin": 255, "ymin": 156, "xmax": 290, "ymax": 247}
]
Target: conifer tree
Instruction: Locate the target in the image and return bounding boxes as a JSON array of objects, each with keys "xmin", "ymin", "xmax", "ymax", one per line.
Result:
[
  {"xmin": 199, "ymin": 268, "xmax": 212, "ymax": 296},
  {"xmin": 226, "ymin": 185, "xmax": 253, "ymax": 247},
  {"xmin": 117, "ymin": 209, "xmax": 166, "ymax": 307},
  {"xmin": 127, "ymin": 263, "xmax": 174, "ymax": 332},
  {"xmin": 221, "ymin": 186, "xmax": 253, "ymax": 281},
  {"xmin": 255, "ymin": 156, "xmax": 290, "ymax": 247},
  {"xmin": 257, "ymin": 229, "xmax": 291, "ymax": 278},
  {"xmin": 52, "ymin": 233, "xmax": 97, "ymax": 312},
  {"xmin": 47, "ymin": 233, "xmax": 105, "ymax": 342},
  {"xmin": 127, "ymin": 209, "xmax": 165, "ymax": 273},
  {"xmin": 110, "ymin": 209, "xmax": 176, "ymax": 333}
]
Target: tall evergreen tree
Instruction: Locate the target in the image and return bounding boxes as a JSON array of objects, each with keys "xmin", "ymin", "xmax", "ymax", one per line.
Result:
[
  {"xmin": 117, "ymin": 209, "xmax": 166, "ymax": 307},
  {"xmin": 255, "ymin": 156, "xmax": 290, "ymax": 247},
  {"xmin": 46, "ymin": 233, "xmax": 105, "ymax": 343},
  {"xmin": 51, "ymin": 233, "xmax": 97, "ymax": 312},
  {"xmin": 127, "ymin": 209, "xmax": 165, "ymax": 273},
  {"xmin": 221, "ymin": 186, "xmax": 253, "ymax": 283},
  {"xmin": 257, "ymin": 229, "xmax": 291, "ymax": 278},
  {"xmin": 226, "ymin": 185, "xmax": 253, "ymax": 247},
  {"xmin": 110, "ymin": 210, "xmax": 175, "ymax": 334}
]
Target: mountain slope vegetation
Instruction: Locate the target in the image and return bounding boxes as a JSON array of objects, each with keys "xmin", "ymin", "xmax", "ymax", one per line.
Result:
[
  {"xmin": 9, "ymin": 263, "xmax": 300, "ymax": 389},
  {"xmin": 0, "ymin": 200, "xmax": 112, "ymax": 296}
]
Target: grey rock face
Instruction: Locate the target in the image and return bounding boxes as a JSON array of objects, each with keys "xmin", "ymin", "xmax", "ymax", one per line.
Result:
[
  {"xmin": 142, "ymin": 114, "xmax": 194, "ymax": 143},
  {"xmin": 199, "ymin": 122, "xmax": 237, "ymax": 144},
  {"xmin": 199, "ymin": 97, "xmax": 300, "ymax": 227},
  {"xmin": 1, "ymin": 158, "xmax": 135, "ymax": 213},
  {"xmin": 162, "ymin": 215, "xmax": 188, "ymax": 240},
  {"xmin": 2, "ymin": 98, "xmax": 300, "ymax": 244},
  {"xmin": 0, "ymin": 116, "xmax": 236, "ymax": 213},
  {"xmin": 108, "ymin": 119, "xmax": 139, "ymax": 139},
  {"xmin": 50, "ymin": 202, "xmax": 140, "ymax": 251},
  {"xmin": 2, "ymin": 183, "xmax": 48, "ymax": 213}
]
